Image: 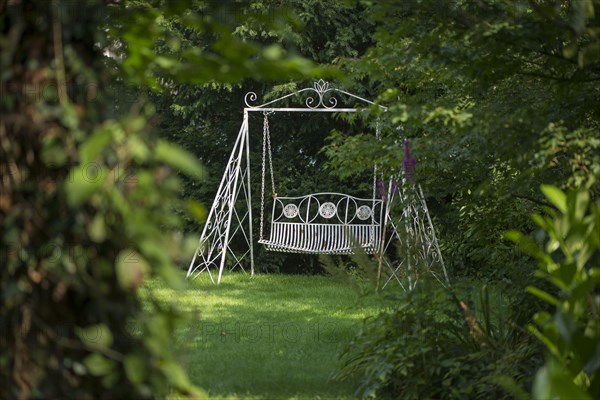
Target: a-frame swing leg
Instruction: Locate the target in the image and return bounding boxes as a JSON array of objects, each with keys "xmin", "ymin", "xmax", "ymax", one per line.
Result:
[
  {"xmin": 245, "ymin": 111, "xmax": 255, "ymax": 276},
  {"xmin": 186, "ymin": 111, "xmax": 254, "ymax": 283},
  {"xmin": 380, "ymin": 181, "xmax": 449, "ymax": 290}
]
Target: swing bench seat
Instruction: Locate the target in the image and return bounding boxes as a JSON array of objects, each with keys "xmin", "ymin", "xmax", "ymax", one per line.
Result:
[
  {"xmin": 259, "ymin": 193, "xmax": 383, "ymax": 255},
  {"xmin": 259, "ymin": 222, "xmax": 381, "ymax": 254}
]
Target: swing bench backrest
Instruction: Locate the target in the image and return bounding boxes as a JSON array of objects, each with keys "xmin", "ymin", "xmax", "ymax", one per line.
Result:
[{"xmin": 259, "ymin": 192, "xmax": 383, "ymax": 254}]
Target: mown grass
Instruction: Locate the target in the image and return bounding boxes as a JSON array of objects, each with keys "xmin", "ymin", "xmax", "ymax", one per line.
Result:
[{"xmin": 143, "ymin": 272, "xmax": 381, "ymax": 399}]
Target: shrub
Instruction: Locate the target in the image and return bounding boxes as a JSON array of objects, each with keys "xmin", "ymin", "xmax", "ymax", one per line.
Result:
[
  {"xmin": 335, "ymin": 278, "xmax": 541, "ymax": 399},
  {"xmin": 507, "ymin": 183, "xmax": 600, "ymax": 399}
]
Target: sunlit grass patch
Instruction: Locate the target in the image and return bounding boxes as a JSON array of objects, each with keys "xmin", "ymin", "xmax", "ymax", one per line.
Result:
[{"xmin": 143, "ymin": 272, "xmax": 381, "ymax": 399}]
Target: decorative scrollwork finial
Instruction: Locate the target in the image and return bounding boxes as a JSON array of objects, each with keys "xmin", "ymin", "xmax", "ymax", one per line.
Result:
[
  {"xmin": 244, "ymin": 91, "xmax": 258, "ymax": 107},
  {"xmin": 306, "ymin": 79, "xmax": 337, "ymax": 109},
  {"xmin": 314, "ymin": 79, "xmax": 329, "ymax": 94}
]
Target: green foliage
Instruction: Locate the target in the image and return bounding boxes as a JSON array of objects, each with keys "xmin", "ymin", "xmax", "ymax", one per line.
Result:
[
  {"xmin": 324, "ymin": 0, "xmax": 600, "ymax": 279},
  {"xmin": 507, "ymin": 184, "xmax": 600, "ymax": 399},
  {"xmin": 1, "ymin": 0, "xmax": 324, "ymax": 398},
  {"xmin": 335, "ymin": 279, "xmax": 540, "ymax": 399},
  {"xmin": 109, "ymin": 1, "xmax": 329, "ymax": 89},
  {"xmin": 0, "ymin": 1, "xmax": 203, "ymax": 395},
  {"xmin": 323, "ymin": 3, "xmax": 600, "ymax": 398}
]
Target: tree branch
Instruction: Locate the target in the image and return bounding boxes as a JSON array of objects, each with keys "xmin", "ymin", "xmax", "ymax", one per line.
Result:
[{"xmin": 513, "ymin": 193, "xmax": 554, "ymax": 208}]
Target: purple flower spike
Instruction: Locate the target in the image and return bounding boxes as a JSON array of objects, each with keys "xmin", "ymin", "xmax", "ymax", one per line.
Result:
[
  {"xmin": 377, "ymin": 179, "xmax": 387, "ymax": 201},
  {"xmin": 391, "ymin": 180, "xmax": 399, "ymax": 194},
  {"xmin": 402, "ymin": 139, "xmax": 417, "ymax": 180}
]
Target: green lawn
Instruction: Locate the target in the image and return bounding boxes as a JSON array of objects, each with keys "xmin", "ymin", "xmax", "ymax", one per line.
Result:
[{"xmin": 144, "ymin": 272, "xmax": 381, "ymax": 399}]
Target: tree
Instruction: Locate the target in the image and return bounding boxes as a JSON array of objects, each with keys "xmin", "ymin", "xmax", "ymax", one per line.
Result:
[
  {"xmin": 325, "ymin": 0, "xmax": 600, "ymax": 280},
  {"xmin": 0, "ymin": 0, "xmax": 319, "ymax": 397},
  {"xmin": 328, "ymin": 1, "xmax": 600, "ymax": 397}
]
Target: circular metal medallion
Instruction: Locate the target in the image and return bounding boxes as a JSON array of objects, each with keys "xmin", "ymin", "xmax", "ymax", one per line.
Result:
[
  {"xmin": 319, "ymin": 202, "xmax": 337, "ymax": 219},
  {"xmin": 283, "ymin": 203, "xmax": 299, "ymax": 218},
  {"xmin": 356, "ymin": 205, "xmax": 372, "ymax": 220}
]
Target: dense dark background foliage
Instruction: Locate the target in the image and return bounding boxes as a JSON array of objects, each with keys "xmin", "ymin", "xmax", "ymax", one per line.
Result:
[{"xmin": 325, "ymin": 0, "xmax": 600, "ymax": 284}]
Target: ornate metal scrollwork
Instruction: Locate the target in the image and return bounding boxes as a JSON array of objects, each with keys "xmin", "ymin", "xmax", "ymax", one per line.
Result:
[
  {"xmin": 283, "ymin": 203, "xmax": 299, "ymax": 218},
  {"xmin": 244, "ymin": 79, "xmax": 381, "ymax": 110},
  {"xmin": 319, "ymin": 202, "xmax": 337, "ymax": 219},
  {"xmin": 244, "ymin": 91, "xmax": 258, "ymax": 107},
  {"xmin": 356, "ymin": 205, "xmax": 372, "ymax": 220},
  {"xmin": 305, "ymin": 79, "xmax": 338, "ymax": 109}
]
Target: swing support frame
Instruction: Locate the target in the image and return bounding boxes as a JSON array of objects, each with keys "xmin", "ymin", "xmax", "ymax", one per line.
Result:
[{"xmin": 186, "ymin": 80, "xmax": 449, "ymax": 287}]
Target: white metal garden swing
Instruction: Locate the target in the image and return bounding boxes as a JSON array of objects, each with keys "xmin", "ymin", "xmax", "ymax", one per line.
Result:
[
  {"xmin": 186, "ymin": 80, "xmax": 449, "ymax": 288},
  {"xmin": 257, "ymin": 112, "xmax": 383, "ymax": 255}
]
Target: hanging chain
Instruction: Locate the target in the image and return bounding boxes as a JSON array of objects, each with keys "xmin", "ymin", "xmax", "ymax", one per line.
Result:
[
  {"xmin": 260, "ymin": 114, "xmax": 267, "ymax": 240},
  {"xmin": 372, "ymin": 125, "xmax": 378, "ymax": 205},
  {"xmin": 265, "ymin": 115, "xmax": 276, "ymax": 197},
  {"xmin": 371, "ymin": 124, "xmax": 380, "ymax": 245},
  {"xmin": 260, "ymin": 112, "xmax": 277, "ymax": 241}
]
